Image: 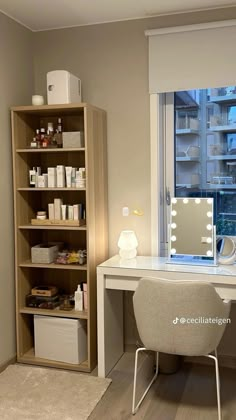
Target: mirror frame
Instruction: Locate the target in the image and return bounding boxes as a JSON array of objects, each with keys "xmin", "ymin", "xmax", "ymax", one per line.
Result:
[{"xmin": 168, "ymin": 197, "xmax": 217, "ymax": 266}]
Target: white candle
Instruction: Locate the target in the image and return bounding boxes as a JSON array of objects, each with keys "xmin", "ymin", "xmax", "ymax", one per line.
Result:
[{"xmin": 32, "ymin": 95, "xmax": 44, "ymax": 106}]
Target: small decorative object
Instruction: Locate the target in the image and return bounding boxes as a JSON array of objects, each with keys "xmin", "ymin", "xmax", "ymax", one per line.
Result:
[
  {"xmin": 55, "ymin": 249, "xmax": 87, "ymax": 265},
  {"xmin": 118, "ymin": 230, "xmax": 138, "ymax": 259},
  {"xmin": 31, "ymin": 285, "xmax": 58, "ymax": 297},
  {"xmin": 32, "ymin": 95, "xmax": 44, "ymax": 106},
  {"xmin": 26, "ymin": 293, "xmax": 59, "ymax": 309},
  {"xmin": 59, "ymin": 295, "xmax": 74, "ymax": 311}
]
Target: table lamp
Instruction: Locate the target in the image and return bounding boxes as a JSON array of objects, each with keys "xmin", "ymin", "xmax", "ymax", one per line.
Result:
[{"xmin": 118, "ymin": 230, "xmax": 138, "ymax": 259}]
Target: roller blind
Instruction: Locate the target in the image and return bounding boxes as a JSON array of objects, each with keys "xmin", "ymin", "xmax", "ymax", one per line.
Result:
[{"xmin": 146, "ymin": 20, "xmax": 236, "ymax": 94}]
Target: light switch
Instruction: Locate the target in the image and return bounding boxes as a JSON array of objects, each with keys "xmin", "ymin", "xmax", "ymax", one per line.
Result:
[{"xmin": 122, "ymin": 207, "xmax": 129, "ymax": 216}]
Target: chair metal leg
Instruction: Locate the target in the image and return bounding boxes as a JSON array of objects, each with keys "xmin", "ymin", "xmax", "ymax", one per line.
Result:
[
  {"xmin": 206, "ymin": 350, "xmax": 222, "ymax": 420},
  {"xmin": 132, "ymin": 348, "xmax": 159, "ymax": 415}
]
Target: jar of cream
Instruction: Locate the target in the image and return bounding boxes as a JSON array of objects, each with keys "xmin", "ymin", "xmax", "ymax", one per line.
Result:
[{"xmin": 37, "ymin": 211, "xmax": 47, "ymax": 220}]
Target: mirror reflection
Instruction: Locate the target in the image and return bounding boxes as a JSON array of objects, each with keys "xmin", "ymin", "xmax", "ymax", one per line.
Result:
[
  {"xmin": 216, "ymin": 236, "xmax": 236, "ymax": 265},
  {"xmin": 169, "ymin": 197, "xmax": 214, "ymax": 257}
]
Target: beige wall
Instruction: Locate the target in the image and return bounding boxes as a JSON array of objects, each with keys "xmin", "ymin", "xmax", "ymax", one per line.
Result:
[
  {"xmin": 33, "ymin": 7, "xmax": 236, "ymax": 258},
  {"xmin": 0, "ymin": 12, "xmax": 33, "ymax": 365},
  {"xmin": 0, "ymin": 5, "xmax": 235, "ymax": 368},
  {"xmin": 33, "ymin": 7, "xmax": 236, "ymax": 354}
]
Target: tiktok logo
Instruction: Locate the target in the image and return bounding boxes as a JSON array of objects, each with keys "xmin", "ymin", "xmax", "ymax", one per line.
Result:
[{"xmin": 173, "ymin": 317, "xmax": 179, "ymax": 324}]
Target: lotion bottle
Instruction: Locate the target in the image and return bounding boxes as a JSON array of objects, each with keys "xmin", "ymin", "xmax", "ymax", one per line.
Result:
[{"xmin": 74, "ymin": 284, "xmax": 83, "ymax": 311}]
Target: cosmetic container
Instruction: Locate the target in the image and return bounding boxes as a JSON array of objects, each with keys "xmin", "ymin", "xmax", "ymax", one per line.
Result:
[{"xmin": 74, "ymin": 285, "xmax": 83, "ymax": 311}]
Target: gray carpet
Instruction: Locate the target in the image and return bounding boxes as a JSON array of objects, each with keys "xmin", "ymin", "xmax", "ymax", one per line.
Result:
[{"xmin": 0, "ymin": 364, "xmax": 111, "ymax": 420}]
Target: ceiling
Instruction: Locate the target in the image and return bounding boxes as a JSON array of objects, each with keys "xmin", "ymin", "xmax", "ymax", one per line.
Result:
[{"xmin": 0, "ymin": 0, "xmax": 235, "ymax": 31}]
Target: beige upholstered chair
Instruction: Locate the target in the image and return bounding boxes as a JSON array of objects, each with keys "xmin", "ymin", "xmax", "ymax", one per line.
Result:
[{"xmin": 132, "ymin": 277, "xmax": 231, "ymax": 420}]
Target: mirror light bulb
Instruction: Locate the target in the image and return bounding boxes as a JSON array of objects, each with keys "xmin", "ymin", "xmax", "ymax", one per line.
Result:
[
  {"xmin": 207, "ymin": 211, "xmax": 212, "ymax": 217},
  {"xmin": 171, "ymin": 235, "xmax": 176, "ymax": 242},
  {"xmin": 171, "ymin": 198, "xmax": 177, "ymax": 204},
  {"xmin": 207, "ymin": 250, "xmax": 213, "ymax": 257},
  {"xmin": 207, "ymin": 224, "xmax": 212, "ymax": 231},
  {"xmin": 183, "ymin": 198, "xmax": 189, "ymax": 204},
  {"xmin": 171, "ymin": 210, "xmax": 177, "ymax": 216},
  {"xmin": 171, "ymin": 223, "xmax": 177, "ymax": 229},
  {"xmin": 171, "ymin": 248, "xmax": 176, "ymax": 254},
  {"xmin": 195, "ymin": 198, "xmax": 201, "ymax": 204},
  {"xmin": 207, "ymin": 237, "xmax": 212, "ymax": 244},
  {"xmin": 207, "ymin": 198, "xmax": 213, "ymax": 204}
]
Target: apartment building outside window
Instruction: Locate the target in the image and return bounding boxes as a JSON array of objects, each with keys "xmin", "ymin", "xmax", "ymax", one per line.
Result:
[
  {"xmin": 174, "ymin": 86, "xmax": 236, "ymax": 237},
  {"xmin": 151, "ymin": 85, "xmax": 236, "ymax": 255}
]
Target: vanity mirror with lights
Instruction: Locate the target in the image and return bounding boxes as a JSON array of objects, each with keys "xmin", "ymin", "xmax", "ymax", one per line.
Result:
[{"xmin": 168, "ymin": 197, "xmax": 217, "ymax": 266}]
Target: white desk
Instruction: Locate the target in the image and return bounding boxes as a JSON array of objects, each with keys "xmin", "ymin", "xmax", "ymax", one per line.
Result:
[{"xmin": 97, "ymin": 255, "xmax": 236, "ymax": 377}]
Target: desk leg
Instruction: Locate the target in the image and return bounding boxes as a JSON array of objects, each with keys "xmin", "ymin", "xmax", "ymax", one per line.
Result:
[{"xmin": 97, "ymin": 273, "xmax": 124, "ymax": 377}]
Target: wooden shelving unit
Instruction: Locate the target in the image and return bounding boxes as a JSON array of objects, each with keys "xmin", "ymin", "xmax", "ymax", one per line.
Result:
[{"xmin": 11, "ymin": 103, "xmax": 108, "ymax": 372}]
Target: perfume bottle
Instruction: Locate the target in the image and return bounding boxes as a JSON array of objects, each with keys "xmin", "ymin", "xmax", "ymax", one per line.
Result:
[
  {"xmin": 54, "ymin": 117, "xmax": 63, "ymax": 147},
  {"xmin": 35, "ymin": 129, "xmax": 41, "ymax": 148}
]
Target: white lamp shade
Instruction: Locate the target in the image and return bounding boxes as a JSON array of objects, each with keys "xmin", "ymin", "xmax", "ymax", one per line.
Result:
[{"xmin": 118, "ymin": 230, "xmax": 138, "ymax": 259}]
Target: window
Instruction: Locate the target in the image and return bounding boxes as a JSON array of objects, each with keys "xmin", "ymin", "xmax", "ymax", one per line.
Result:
[
  {"xmin": 147, "ymin": 21, "xmax": 236, "ymax": 255},
  {"xmin": 151, "ymin": 86, "xmax": 236, "ymax": 255}
]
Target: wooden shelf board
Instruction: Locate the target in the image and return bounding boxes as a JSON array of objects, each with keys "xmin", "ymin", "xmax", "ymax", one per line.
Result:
[
  {"xmin": 11, "ymin": 102, "xmax": 102, "ymax": 114},
  {"xmin": 16, "ymin": 148, "xmax": 85, "ymax": 153},
  {"xmin": 19, "ymin": 260, "xmax": 87, "ymax": 270},
  {"xmin": 18, "ymin": 187, "xmax": 86, "ymax": 191},
  {"xmin": 18, "ymin": 224, "xmax": 87, "ymax": 231},
  {"xmin": 20, "ymin": 307, "xmax": 88, "ymax": 319},
  {"xmin": 17, "ymin": 348, "xmax": 90, "ymax": 372}
]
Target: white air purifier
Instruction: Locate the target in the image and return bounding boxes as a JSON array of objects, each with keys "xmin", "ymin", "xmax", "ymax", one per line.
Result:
[{"xmin": 47, "ymin": 70, "xmax": 82, "ymax": 105}]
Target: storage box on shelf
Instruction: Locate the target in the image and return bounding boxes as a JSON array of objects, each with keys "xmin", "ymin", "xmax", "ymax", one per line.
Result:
[
  {"xmin": 34, "ymin": 316, "xmax": 87, "ymax": 364},
  {"xmin": 31, "ymin": 242, "xmax": 63, "ymax": 264},
  {"xmin": 11, "ymin": 103, "xmax": 108, "ymax": 372}
]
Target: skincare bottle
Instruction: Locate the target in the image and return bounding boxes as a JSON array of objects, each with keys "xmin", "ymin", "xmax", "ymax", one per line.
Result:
[
  {"xmin": 61, "ymin": 204, "xmax": 67, "ymax": 220},
  {"xmin": 74, "ymin": 284, "xmax": 83, "ymax": 311},
  {"xmin": 30, "ymin": 137, "xmax": 37, "ymax": 148},
  {"xmin": 71, "ymin": 168, "xmax": 76, "ymax": 188},
  {"xmin": 29, "ymin": 167, "xmax": 36, "ymax": 187},
  {"xmin": 83, "ymin": 283, "xmax": 88, "ymax": 310},
  {"xmin": 54, "ymin": 118, "xmax": 63, "ymax": 147},
  {"xmin": 46, "ymin": 122, "xmax": 54, "ymax": 147},
  {"xmin": 65, "ymin": 166, "xmax": 72, "ymax": 188},
  {"xmin": 57, "ymin": 117, "xmax": 63, "ymax": 133},
  {"xmin": 35, "ymin": 129, "xmax": 41, "ymax": 148}
]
